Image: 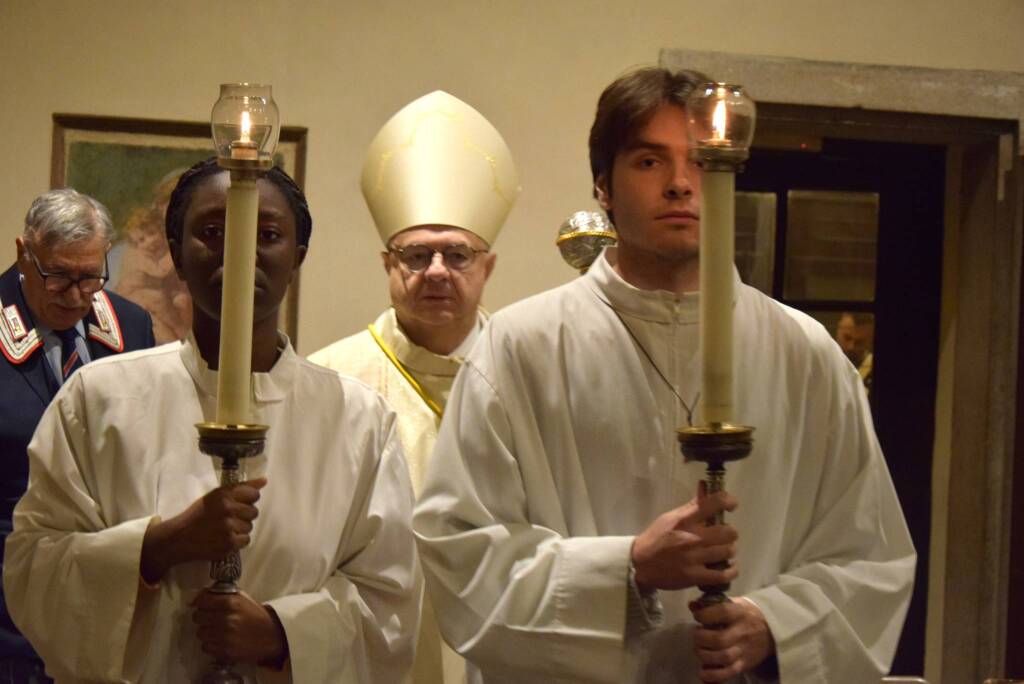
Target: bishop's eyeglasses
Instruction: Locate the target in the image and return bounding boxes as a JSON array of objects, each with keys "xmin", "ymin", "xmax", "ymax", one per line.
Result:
[
  {"xmin": 389, "ymin": 243, "xmax": 488, "ymax": 273},
  {"xmin": 25, "ymin": 244, "xmax": 109, "ymax": 295}
]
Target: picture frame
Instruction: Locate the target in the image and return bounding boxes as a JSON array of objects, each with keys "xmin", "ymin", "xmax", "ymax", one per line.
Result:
[{"xmin": 50, "ymin": 114, "xmax": 308, "ymax": 345}]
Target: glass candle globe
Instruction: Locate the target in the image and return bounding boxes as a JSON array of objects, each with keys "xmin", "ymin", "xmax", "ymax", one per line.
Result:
[
  {"xmin": 686, "ymin": 83, "xmax": 756, "ymax": 153},
  {"xmin": 211, "ymin": 83, "xmax": 280, "ymax": 164}
]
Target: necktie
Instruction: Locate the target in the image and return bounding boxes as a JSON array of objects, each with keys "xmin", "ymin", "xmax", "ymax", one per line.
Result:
[{"xmin": 55, "ymin": 327, "xmax": 83, "ymax": 381}]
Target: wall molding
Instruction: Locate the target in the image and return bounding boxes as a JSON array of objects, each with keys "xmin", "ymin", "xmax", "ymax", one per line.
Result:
[{"xmin": 661, "ymin": 48, "xmax": 1024, "ymax": 153}]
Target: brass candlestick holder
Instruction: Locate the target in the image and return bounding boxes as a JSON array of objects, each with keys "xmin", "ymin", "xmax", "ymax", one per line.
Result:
[
  {"xmin": 197, "ymin": 422, "xmax": 269, "ymax": 684},
  {"xmin": 677, "ymin": 423, "xmax": 753, "ymax": 613}
]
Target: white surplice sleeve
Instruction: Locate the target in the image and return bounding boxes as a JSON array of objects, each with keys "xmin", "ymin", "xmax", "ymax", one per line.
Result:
[
  {"xmin": 3, "ymin": 375, "xmax": 160, "ymax": 682},
  {"xmin": 5, "ymin": 366, "xmax": 422, "ymax": 684},
  {"xmin": 265, "ymin": 411, "xmax": 422, "ymax": 684},
  {"xmin": 413, "ymin": 341, "xmax": 634, "ymax": 683},
  {"xmin": 742, "ymin": 346, "xmax": 916, "ymax": 682}
]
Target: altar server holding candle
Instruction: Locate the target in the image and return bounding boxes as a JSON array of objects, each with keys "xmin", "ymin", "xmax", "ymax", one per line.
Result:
[
  {"xmin": 4, "ymin": 159, "xmax": 420, "ymax": 683},
  {"xmin": 413, "ymin": 67, "xmax": 915, "ymax": 683}
]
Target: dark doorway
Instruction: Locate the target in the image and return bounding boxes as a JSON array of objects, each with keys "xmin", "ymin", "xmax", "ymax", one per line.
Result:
[{"xmin": 737, "ymin": 137, "xmax": 946, "ymax": 675}]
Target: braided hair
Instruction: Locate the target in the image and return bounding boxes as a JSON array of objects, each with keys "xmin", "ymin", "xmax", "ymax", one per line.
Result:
[{"xmin": 164, "ymin": 157, "xmax": 312, "ymax": 249}]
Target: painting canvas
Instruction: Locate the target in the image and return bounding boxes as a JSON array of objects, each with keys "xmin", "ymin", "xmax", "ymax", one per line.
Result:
[{"xmin": 51, "ymin": 114, "xmax": 307, "ymax": 345}]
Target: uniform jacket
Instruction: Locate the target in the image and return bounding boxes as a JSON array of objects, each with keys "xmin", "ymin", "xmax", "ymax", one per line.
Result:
[{"xmin": 0, "ymin": 262, "xmax": 155, "ymax": 658}]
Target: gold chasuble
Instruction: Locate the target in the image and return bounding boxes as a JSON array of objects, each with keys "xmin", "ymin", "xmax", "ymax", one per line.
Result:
[{"xmin": 310, "ymin": 307, "xmax": 472, "ymax": 684}]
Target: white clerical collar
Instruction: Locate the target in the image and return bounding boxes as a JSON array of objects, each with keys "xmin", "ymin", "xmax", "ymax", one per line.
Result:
[
  {"xmin": 179, "ymin": 331, "xmax": 296, "ymax": 404},
  {"xmin": 585, "ymin": 246, "xmax": 740, "ymax": 324},
  {"xmin": 384, "ymin": 308, "xmax": 485, "ymax": 375}
]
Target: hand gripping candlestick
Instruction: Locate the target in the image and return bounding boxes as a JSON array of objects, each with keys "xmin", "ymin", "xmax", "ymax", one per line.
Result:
[
  {"xmin": 677, "ymin": 83, "xmax": 757, "ymax": 614},
  {"xmin": 198, "ymin": 83, "xmax": 279, "ymax": 684}
]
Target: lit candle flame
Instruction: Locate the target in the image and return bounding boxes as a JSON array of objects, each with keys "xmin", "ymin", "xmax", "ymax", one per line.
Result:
[
  {"xmin": 712, "ymin": 100, "xmax": 727, "ymax": 142},
  {"xmin": 240, "ymin": 111, "xmax": 251, "ymax": 144}
]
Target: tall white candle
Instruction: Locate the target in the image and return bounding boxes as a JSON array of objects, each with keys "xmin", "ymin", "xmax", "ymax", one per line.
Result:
[
  {"xmin": 215, "ymin": 177, "xmax": 259, "ymax": 425},
  {"xmin": 700, "ymin": 169, "xmax": 735, "ymax": 426}
]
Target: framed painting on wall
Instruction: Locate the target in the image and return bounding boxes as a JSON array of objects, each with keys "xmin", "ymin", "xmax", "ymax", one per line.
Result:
[{"xmin": 50, "ymin": 114, "xmax": 308, "ymax": 345}]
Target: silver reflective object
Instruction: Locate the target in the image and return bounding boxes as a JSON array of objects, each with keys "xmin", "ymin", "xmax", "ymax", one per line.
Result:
[{"xmin": 556, "ymin": 211, "xmax": 616, "ymax": 273}]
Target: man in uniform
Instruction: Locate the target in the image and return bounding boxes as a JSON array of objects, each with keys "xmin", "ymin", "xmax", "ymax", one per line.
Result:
[
  {"xmin": 0, "ymin": 188, "xmax": 154, "ymax": 681},
  {"xmin": 5, "ymin": 161, "xmax": 419, "ymax": 682},
  {"xmin": 414, "ymin": 68, "xmax": 915, "ymax": 683},
  {"xmin": 310, "ymin": 90, "xmax": 519, "ymax": 684}
]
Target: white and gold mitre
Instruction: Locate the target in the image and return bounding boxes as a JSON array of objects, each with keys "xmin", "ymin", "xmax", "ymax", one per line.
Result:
[{"xmin": 361, "ymin": 90, "xmax": 520, "ymax": 246}]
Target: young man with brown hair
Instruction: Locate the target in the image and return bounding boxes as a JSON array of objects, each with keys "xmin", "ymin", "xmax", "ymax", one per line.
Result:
[{"xmin": 414, "ymin": 67, "xmax": 914, "ymax": 683}]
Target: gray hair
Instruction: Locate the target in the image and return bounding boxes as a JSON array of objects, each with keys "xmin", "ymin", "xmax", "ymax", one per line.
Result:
[{"xmin": 23, "ymin": 188, "xmax": 114, "ymax": 248}]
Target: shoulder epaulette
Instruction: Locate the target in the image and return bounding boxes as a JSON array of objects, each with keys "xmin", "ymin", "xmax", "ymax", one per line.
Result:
[
  {"xmin": 0, "ymin": 300, "xmax": 42, "ymax": 364},
  {"xmin": 87, "ymin": 290, "xmax": 125, "ymax": 352}
]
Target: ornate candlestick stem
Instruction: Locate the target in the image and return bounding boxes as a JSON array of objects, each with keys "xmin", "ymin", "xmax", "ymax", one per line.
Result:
[
  {"xmin": 197, "ymin": 422, "xmax": 268, "ymax": 684},
  {"xmin": 678, "ymin": 424, "xmax": 753, "ymax": 613}
]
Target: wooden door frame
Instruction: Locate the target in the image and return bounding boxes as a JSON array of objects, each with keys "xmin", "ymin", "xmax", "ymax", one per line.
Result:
[{"xmin": 661, "ymin": 48, "xmax": 1023, "ymax": 682}]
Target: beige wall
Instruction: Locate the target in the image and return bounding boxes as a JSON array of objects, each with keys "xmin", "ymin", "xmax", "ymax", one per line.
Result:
[{"xmin": 1, "ymin": 0, "xmax": 1022, "ymax": 354}]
